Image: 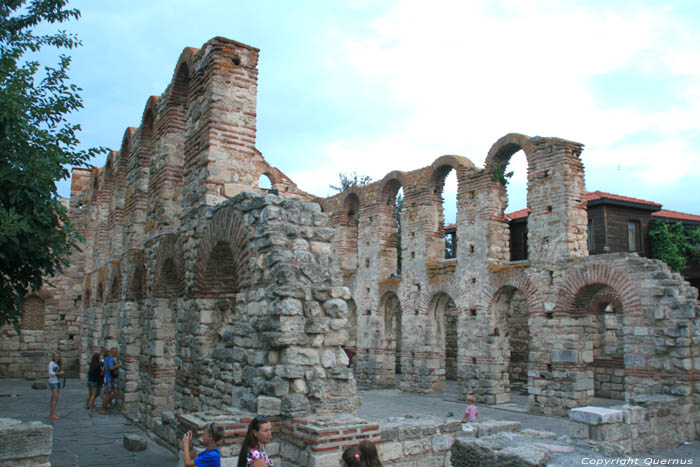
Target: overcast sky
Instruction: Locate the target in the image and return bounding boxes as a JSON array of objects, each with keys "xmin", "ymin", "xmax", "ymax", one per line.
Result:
[{"xmin": 50, "ymin": 0, "xmax": 700, "ymax": 223}]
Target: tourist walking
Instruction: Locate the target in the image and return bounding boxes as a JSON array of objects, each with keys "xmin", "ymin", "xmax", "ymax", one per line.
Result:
[
  {"xmin": 183, "ymin": 423, "xmax": 224, "ymax": 467},
  {"xmin": 85, "ymin": 353, "xmax": 101, "ymax": 410},
  {"xmin": 358, "ymin": 440, "xmax": 383, "ymax": 466},
  {"xmin": 237, "ymin": 415, "xmax": 273, "ymax": 467},
  {"xmin": 100, "ymin": 347, "xmax": 121, "ymax": 414},
  {"xmin": 48, "ymin": 352, "xmax": 64, "ymax": 419}
]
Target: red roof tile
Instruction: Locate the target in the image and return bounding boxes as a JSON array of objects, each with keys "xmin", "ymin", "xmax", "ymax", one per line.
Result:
[
  {"xmin": 506, "ymin": 208, "xmax": 531, "ymax": 221},
  {"xmin": 652, "ymin": 209, "xmax": 700, "ymax": 223},
  {"xmin": 585, "ymin": 190, "xmax": 661, "ymax": 207}
]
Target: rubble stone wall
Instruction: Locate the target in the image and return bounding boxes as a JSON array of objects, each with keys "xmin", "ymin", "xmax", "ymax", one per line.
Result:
[{"xmin": 569, "ymin": 395, "xmax": 695, "ymax": 454}]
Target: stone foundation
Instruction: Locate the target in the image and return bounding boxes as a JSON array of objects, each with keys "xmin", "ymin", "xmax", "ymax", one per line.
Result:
[{"xmin": 569, "ymin": 395, "xmax": 695, "ymax": 454}]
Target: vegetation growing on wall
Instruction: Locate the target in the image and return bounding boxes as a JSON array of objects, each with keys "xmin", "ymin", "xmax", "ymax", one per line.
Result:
[{"xmin": 649, "ymin": 220, "xmax": 700, "ymax": 273}]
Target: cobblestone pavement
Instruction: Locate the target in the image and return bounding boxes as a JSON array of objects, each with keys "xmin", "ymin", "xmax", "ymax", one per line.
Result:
[
  {"xmin": 0, "ymin": 379, "xmax": 177, "ymax": 466},
  {"xmin": 1, "ymin": 378, "xmax": 699, "ymax": 466}
]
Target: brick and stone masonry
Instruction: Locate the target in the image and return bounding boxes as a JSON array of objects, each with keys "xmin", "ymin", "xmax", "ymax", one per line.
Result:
[{"xmin": 1, "ymin": 36, "xmax": 698, "ymax": 463}]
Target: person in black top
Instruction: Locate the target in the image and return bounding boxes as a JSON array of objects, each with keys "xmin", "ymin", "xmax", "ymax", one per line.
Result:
[{"xmin": 85, "ymin": 353, "xmax": 101, "ymax": 411}]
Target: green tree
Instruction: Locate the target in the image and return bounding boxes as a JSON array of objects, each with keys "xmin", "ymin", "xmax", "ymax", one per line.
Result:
[
  {"xmin": 649, "ymin": 220, "xmax": 700, "ymax": 273},
  {"xmin": 0, "ymin": 0, "xmax": 104, "ymax": 328},
  {"xmin": 329, "ymin": 171, "xmax": 372, "ymax": 193}
]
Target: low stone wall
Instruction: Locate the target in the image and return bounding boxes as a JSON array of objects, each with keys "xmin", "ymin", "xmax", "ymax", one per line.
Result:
[
  {"xmin": 569, "ymin": 395, "xmax": 695, "ymax": 454},
  {"xmin": 376, "ymin": 416, "xmax": 465, "ymax": 466},
  {"xmin": 0, "ymin": 417, "xmax": 52, "ymax": 467}
]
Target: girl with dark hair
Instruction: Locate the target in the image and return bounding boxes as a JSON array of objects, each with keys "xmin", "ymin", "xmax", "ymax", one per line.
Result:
[
  {"xmin": 183, "ymin": 423, "xmax": 224, "ymax": 467},
  {"xmin": 48, "ymin": 352, "xmax": 63, "ymax": 419},
  {"xmin": 237, "ymin": 415, "xmax": 273, "ymax": 467},
  {"xmin": 358, "ymin": 440, "xmax": 383, "ymax": 466},
  {"xmin": 85, "ymin": 353, "xmax": 101, "ymax": 410},
  {"xmin": 340, "ymin": 446, "xmax": 362, "ymax": 467}
]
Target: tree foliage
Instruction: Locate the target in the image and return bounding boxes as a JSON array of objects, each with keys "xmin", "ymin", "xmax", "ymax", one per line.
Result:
[
  {"xmin": 491, "ymin": 161, "xmax": 514, "ymax": 186},
  {"xmin": 0, "ymin": 0, "xmax": 104, "ymax": 328},
  {"xmin": 648, "ymin": 220, "xmax": 700, "ymax": 273},
  {"xmin": 329, "ymin": 171, "xmax": 372, "ymax": 193}
]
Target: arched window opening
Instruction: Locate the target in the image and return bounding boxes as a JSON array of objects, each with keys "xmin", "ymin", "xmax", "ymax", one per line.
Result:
[
  {"xmin": 504, "ymin": 150, "xmax": 528, "ymax": 261},
  {"xmin": 380, "ymin": 180, "xmax": 403, "ymax": 278},
  {"xmin": 96, "ymin": 282, "xmax": 104, "ymax": 305},
  {"xmin": 110, "ymin": 277, "xmax": 120, "ymax": 303},
  {"xmin": 491, "ymin": 285, "xmax": 530, "ymax": 397},
  {"xmin": 161, "ymin": 258, "xmax": 180, "ymax": 297},
  {"xmin": 432, "ymin": 165, "xmax": 458, "ymax": 260},
  {"xmin": 203, "ymin": 241, "xmax": 239, "ymax": 296},
  {"xmin": 429, "ymin": 292, "xmax": 458, "ymax": 383},
  {"xmin": 575, "ymin": 284, "xmax": 625, "ymax": 400},
  {"xmin": 258, "ymin": 174, "xmax": 273, "ymax": 191},
  {"xmin": 338, "ymin": 194, "xmax": 360, "ymax": 270}
]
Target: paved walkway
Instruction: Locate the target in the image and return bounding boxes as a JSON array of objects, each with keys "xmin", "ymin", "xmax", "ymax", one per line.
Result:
[
  {"xmin": 1, "ymin": 378, "xmax": 699, "ymax": 465},
  {"xmin": 0, "ymin": 379, "xmax": 177, "ymax": 466}
]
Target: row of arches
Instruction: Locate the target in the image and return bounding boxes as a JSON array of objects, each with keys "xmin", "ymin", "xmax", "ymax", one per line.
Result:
[
  {"xmin": 355, "ymin": 276, "xmax": 628, "ymax": 403},
  {"xmin": 330, "ymin": 134, "xmax": 586, "ymax": 280}
]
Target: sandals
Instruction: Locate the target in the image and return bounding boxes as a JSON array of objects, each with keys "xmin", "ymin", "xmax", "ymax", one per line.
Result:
[{"xmin": 50, "ymin": 414, "xmax": 59, "ymax": 419}]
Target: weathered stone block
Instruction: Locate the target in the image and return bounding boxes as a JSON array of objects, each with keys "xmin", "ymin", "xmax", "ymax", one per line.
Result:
[{"xmin": 123, "ymin": 434, "xmax": 148, "ymax": 451}]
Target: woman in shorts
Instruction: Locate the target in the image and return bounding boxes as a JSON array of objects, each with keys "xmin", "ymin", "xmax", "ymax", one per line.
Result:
[{"xmin": 48, "ymin": 352, "xmax": 64, "ymax": 419}]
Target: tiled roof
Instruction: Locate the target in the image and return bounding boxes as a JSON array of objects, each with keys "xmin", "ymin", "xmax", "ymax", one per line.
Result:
[
  {"xmin": 444, "ymin": 223, "xmax": 456, "ymax": 231},
  {"xmin": 506, "ymin": 208, "xmax": 530, "ymax": 221},
  {"xmin": 652, "ymin": 209, "xmax": 700, "ymax": 223},
  {"xmin": 585, "ymin": 190, "xmax": 662, "ymax": 208}
]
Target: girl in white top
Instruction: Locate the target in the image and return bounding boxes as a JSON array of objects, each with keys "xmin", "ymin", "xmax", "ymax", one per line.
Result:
[{"xmin": 48, "ymin": 353, "xmax": 63, "ymax": 419}]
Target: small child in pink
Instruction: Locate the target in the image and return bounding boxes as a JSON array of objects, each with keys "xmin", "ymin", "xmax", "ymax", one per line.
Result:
[{"xmin": 462, "ymin": 395, "xmax": 478, "ymax": 422}]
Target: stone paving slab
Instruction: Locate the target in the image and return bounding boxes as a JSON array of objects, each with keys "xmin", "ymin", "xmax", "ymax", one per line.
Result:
[
  {"xmin": 1, "ymin": 378, "xmax": 699, "ymax": 465},
  {"xmin": 0, "ymin": 379, "xmax": 177, "ymax": 466}
]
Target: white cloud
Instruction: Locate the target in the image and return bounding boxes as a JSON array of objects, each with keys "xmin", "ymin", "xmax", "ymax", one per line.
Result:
[{"xmin": 287, "ymin": 0, "xmax": 700, "ymax": 211}]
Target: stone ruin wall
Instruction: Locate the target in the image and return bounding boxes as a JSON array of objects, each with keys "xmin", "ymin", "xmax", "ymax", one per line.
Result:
[
  {"xmin": 321, "ymin": 136, "xmax": 700, "ymax": 424},
  {"xmin": 0, "ymin": 35, "xmax": 699, "ymax": 461}
]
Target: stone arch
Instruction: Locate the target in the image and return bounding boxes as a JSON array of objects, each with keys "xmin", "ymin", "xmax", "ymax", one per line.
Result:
[
  {"xmin": 556, "ymin": 263, "xmax": 640, "ymax": 315},
  {"xmin": 483, "ymin": 133, "xmax": 537, "ymax": 175},
  {"xmin": 336, "ymin": 190, "xmax": 361, "ymax": 270},
  {"xmin": 489, "ymin": 285, "xmax": 531, "ymax": 396},
  {"xmin": 378, "ymin": 291, "xmax": 402, "ymax": 381},
  {"xmin": 426, "ymin": 156, "xmax": 475, "ymax": 261},
  {"xmin": 378, "ymin": 172, "xmax": 406, "ymax": 278},
  {"xmin": 173, "ymin": 47, "xmax": 198, "ymax": 87},
  {"xmin": 194, "ymin": 206, "xmax": 251, "ymax": 296},
  {"xmin": 258, "ymin": 172, "xmax": 274, "ymax": 190},
  {"xmin": 126, "ymin": 255, "xmax": 146, "ymax": 302},
  {"xmin": 153, "ymin": 234, "xmax": 185, "ymax": 298},
  {"xmin": 483, "ymin": 270, "xmax": 540, "ymax": 315},
  {"xmin": 426, "ymin": 291, "xmax": 458, "ymax": 389},
  {"xmin": 96, "ymin": 282, "xmax": 104, "ymax": 305},
  {"xmin": 573, "ymin": 283, "xmax": 626, "ymax": 400},
  {"xmin": 109, "ymin": 274, "xmax": 121, "ymax": 303}
]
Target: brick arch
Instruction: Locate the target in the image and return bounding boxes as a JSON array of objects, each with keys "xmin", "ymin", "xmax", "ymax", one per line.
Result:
[
  {"xmin": 483, "ymin": 133, "xmax": 536, "ymax": 175},
  {"xmin": 430, "ymin": 155, "xmax": 476, "ymax": 183},
  {"xmin": 125, "ymin": 253, "xmax": 146, "ymax": 302},
  {"xmin": 342, "ymin": 188, "xmax": 361, "ymax": 213},
  {"xmin": 415, "ymin": 282, "xmax": 461, "ymax": 316},
  {"xmin": 484, "ymin": 270, "xmax": 541, "ymax": 315},
  {"xmin": 379, "ymin": 171, "xmax": 407, "ymax": 202},
  {"xmin": 173, "ymin": 46, "xmax": 198, "ymax": 86},
  {"xmin": 108, "ymin": 272, "xmax": 121, "ymax": 303},
  {"xmin": 258, "ymin": 171, "xmax": 276, "ymax": 189},
  {"xmin": 153, "ymin": 234, "xmax": 185, "ymax": 298},
  {"xmin": 194, "ymin": 206, "xmax": 251, "ymax": 296},
  {"xmin": 556, "ymin": 262, "xmax": 641, "ymax": 315}
]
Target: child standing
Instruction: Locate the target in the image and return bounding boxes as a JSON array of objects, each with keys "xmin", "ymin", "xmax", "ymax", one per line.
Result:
[{"xmin": 462, "ymin": 395, "xmax": 478, "ymax": 422}]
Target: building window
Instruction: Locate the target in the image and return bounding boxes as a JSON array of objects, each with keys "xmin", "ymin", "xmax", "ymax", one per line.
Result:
[
  {"xmin": 588, "ymin": 218, "xmax": 595, "ymax": 252},
  {"xmin": 627, "ymin": 220, "xmax": 641, "ymax": 252}
]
